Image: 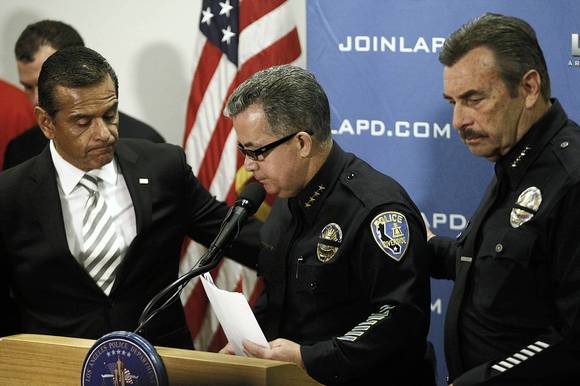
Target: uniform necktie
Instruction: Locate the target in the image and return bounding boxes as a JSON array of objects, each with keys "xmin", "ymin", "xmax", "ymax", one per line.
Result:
[{"xmin": 78, "ymin": 174, "xmax": 125, "ymax": 295}]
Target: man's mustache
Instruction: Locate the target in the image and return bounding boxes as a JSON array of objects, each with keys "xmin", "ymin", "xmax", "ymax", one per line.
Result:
[{"xmin": 460, "ymin": 128, "xmax": 485, "ymax": 141}]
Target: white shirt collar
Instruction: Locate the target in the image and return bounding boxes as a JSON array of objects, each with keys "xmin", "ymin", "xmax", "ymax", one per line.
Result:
[{"xmin": 49, "ymin": 140, "xmax": 118, "ymax": 195}]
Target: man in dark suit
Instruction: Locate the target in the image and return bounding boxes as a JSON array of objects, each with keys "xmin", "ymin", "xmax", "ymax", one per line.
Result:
[
  {"xmin": 3, "ymin": 19, "xmax": 164, "ymax": 170},
  {"xmin": 0, "ymin": 46, "xmax": 259, "ymax": 349}
]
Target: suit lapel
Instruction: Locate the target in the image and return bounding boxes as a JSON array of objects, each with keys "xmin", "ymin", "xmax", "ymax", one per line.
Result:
[
  {"xmin": 28, "ymin": 148, "xmax": 103, "ymax": 294},
  {"xmin": 29, "ymin": 148, "xmax": 76, "ymax": 261},
  {"xmin": 115, "ymin": 141, "xmax": 152, "ymax": 234},
  {"xmin": 110, "ymin": 141, "xmax": 152, "ymax": 294}
]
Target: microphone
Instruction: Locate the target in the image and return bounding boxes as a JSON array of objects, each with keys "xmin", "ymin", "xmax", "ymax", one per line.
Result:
[
  {"xmin": 204, "ymin": 182, "xmax": 266, "ymax": 260},
  {"xmin": 135, "ymin": 182, "xmax": 265, "ymax": 335}
]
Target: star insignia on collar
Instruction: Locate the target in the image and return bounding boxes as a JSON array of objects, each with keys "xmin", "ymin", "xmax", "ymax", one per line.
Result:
[
  {"xmin": 304, "ymin": 184, "xmax": 326, "ymax": 209},
  {"xmin": 511, "ymin": 146, "xmax": 531, "ymax": 168}
]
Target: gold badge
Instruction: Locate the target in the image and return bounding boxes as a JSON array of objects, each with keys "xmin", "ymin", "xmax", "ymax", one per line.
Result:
[
  {"xmin": 317, "ymin": 223, "xmax": 342, "ymax": 263},
  {"xmin": 510, "ymin": 186, "xmax": 542, "ymax": 228}
]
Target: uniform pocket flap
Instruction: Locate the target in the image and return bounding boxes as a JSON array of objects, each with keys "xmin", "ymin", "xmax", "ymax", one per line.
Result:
[{"xmin": 480, "ymin": 228, "xmax": 537, "ymax": 266}]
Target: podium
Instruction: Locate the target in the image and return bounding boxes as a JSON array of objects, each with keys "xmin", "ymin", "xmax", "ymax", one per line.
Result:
[{"xmin": 0, "ymin": 334, "xmax": 322, "ymax": 386}]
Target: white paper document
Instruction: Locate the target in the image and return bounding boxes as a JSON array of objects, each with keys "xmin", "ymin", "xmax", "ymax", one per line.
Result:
[{"xmin": 200, "ymin": 272, "xmax": 269, "ymax": 356}]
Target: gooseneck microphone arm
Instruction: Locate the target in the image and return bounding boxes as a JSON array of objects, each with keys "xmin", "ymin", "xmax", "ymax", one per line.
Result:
[
  {"xmin": 134, "ymin": 247, "xmax": 223, "ymax": 336},
  {"xmin": 134, "ymin": 182, "xmax": 266, "ymax": 336}
]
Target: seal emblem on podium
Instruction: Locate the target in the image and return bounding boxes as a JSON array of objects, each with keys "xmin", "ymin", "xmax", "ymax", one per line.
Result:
[{"xmin": 81, "ymin": 331, "xmax": 168, "ymax": 386}]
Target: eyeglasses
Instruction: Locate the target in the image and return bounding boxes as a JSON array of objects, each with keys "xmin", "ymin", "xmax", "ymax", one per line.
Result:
[{"xmin": 237, "ymin": 130, "xmax": 312, "ymax": 161}]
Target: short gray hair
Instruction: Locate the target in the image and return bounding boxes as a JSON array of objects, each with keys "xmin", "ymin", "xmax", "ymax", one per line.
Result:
[{"xmin": 225, "ymin": 64, "xmax": 331, "ymax": 143}]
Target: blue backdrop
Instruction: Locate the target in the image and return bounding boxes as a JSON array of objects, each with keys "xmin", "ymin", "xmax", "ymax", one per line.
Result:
[{"xmin": 306, "ymin": 1, "xmax": 580, "ymax": 383}]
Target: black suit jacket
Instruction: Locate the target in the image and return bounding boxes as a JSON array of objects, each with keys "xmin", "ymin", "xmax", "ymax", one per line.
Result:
[
  {"xmin": 0, "ymin": 139, "xmax": 260, "ymax": 348},
  {"xmin": 3, "ymin": 111, "xmax": 165, "ymax": 170}
]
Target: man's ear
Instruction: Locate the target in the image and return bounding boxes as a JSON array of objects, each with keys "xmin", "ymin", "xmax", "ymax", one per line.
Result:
[
  {"xmin": 297, "ymin": 131, "xmax": 313, "ymax": 158},
  {"xmin": 521, "ymin": 69, "xmax": 542, "ymax": 108},
  {"xmin": 35, "ymin": 106, "xmax": 55, "ymax": 140}
]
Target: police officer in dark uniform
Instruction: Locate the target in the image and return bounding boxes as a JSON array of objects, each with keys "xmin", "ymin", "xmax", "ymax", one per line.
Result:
[
  {"xmin": 220, "ymin": 64, "xmax": 434, "ymax": 385},
  {"xmin": 429, "ymin": 13, "xmax": 580, "ymax": 385}
]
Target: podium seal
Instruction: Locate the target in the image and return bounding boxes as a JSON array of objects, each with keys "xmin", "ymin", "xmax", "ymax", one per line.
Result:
[{"xmin": 81, "ymin": 331, "xmax": 168, "ymax": 386}]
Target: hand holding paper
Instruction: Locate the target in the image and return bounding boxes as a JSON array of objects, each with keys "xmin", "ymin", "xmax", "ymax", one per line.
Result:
[
  {"xmin": 200, "ymin": 272, "xmax": 269, "ymax": 356},
  {"xmin": 242, "ymin": 338, "xmax": 304, "ymax": 369}
]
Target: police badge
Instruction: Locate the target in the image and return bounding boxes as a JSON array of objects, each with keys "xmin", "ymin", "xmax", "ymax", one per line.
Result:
[
  {"xmin": 317, "ymin": 223, "xmax": 343, "ymax": 263},
  {"xmin": 370, "ymin": 211, "xmax": 409, "ymax": 261},
  {"xmin": 510, "ymin": 186, "xmax": 542, "ymax": 228}
]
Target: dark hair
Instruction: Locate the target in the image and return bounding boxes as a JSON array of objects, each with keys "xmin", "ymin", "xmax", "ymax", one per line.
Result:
[
  {"xmin": 439, "ymin": 13, "xmax": 551, "ymax": 101},
  {"xmin": 225, "ymin": 64, "xmax": 331, "ymax": 143},
  {"xmin": 38, "ymin": 46, "xmax": 119, "ymax": 116},
  {"xmin": 15, "ymin": 20, "xmax": 84, "ymax": 63}
]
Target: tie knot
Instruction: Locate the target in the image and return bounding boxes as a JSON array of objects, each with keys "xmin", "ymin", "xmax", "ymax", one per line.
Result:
[{"xmin": 79, "ymin": 174, "xmax": 100, "ymax": 193}]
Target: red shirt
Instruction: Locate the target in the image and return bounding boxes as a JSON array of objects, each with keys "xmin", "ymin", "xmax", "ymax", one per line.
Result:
[{"xmin": 0, "ymin": 79, "xmax": 35, "ymax": 170}]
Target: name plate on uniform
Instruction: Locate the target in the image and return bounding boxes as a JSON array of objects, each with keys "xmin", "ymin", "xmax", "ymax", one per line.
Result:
[{"xmin": 81, "ymin": 331, "xmax": 168, "ymax": 386}]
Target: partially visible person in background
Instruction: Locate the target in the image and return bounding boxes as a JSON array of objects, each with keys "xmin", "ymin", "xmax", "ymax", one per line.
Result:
[
  {"xmin": 0, "ymin": 78, "xmax": 35, "ymax": 170},
  {"xmin": 3, "ymin": 19, "xmax": 164, "ymax": 170}
]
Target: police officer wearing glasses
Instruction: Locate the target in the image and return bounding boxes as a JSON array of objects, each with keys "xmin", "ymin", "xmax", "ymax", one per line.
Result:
[{"xmin": 219, "ymin": 64, "xmax": 435, "ymax": 386}]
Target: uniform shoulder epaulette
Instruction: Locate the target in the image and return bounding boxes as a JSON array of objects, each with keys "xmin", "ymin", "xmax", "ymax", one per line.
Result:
[
  {"xmin": 338, "ymin": 157, "xmax": 408, "ymax": 209},
  {"xmin": 551, "ymin": 123, "xmax": 580, "ymax": 182}
]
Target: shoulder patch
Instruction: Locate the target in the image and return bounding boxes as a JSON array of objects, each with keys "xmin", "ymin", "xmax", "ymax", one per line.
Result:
[{"xmin": 370, "ymin": 211, "xmax": 409, "ymax": 262}]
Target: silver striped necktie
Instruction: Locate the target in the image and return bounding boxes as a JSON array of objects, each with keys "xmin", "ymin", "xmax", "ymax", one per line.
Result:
[{"xmin": 78, "ymin": 174, "xmax": 125, "ymax": 295}]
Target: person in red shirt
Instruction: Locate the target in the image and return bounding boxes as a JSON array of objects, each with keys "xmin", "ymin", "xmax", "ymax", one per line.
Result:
[{"xmin": 0, "ymin": 79, "xmax": 35, "ymax": 170}]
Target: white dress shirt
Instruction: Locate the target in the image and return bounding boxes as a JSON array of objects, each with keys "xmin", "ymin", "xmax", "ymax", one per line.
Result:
[{"xmin": 49, "ymin": 141, "xmax": 136, "ymax": 263}]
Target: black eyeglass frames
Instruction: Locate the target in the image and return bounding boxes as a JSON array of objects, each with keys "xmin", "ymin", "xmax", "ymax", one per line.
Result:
[{"xmin": 237, "ymin": 130, "xmax": 313, "ymax": 161}]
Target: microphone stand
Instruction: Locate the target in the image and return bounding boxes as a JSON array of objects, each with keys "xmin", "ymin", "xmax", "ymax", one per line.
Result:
[
  {"xmin": 134, "ymin": 247, "xmax": 224, "ymax": 336},
  {"xmin": 134, "ymin": 179, "xmax": 264, "ymax": 339},
  {"xmin": 135, "ymin": 207, "xmax": 239, "ymax": 336}
]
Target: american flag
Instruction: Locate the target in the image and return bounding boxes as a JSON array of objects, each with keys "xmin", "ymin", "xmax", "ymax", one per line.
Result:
[{"xmin": 179, "ymin": 0, "xmax": 303, "ymax": 351}]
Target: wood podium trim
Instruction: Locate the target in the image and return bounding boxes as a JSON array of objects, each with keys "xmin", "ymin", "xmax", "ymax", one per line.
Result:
[{"xmin": 0, "ymin": 334, "xmax": 321, "ymax": 386}]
